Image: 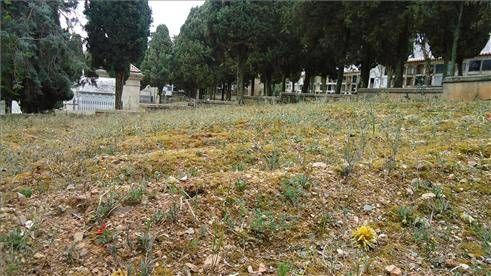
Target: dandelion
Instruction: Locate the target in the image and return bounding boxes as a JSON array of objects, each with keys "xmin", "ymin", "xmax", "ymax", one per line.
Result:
[{"xmin": 353, "ymin": 225, "xmax": 377, "ymax": 250}]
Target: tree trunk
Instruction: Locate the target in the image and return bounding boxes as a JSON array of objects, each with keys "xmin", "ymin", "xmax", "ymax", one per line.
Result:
[
  {"xmin": 309, "ymin": 76, "xmax": 314, "ymax": 93},
  {"xmin": 250, "ymin": 77, "xmax": 255, "ymax": 96},
  {"xmin": 360, "ymin": 62, "xmax": 371, "ymax": 89},
  {"xmin": 282, "ymin": 77, "xmax": 286, "ymax": 93},
  {"xmin": 420, "ymin": 36, "xmax": 432, "ymax": 86},
  {"xmin": 443, "ymin": 59, "xmax": 449, "ymax": 78},
  {"xmin": 386, "ymin": 66, "xmax": 393, "ymax": 88},
  {"xmin": 265, "ymin": 74, "xmax": 272, "ymax": 96},
  {"xmin": 457, "ymin": 58, "xmax": 464, "ymax": 76},
  {"xmin": 335, "ymin": 65, "xmax": 344, "ymax": 94},
  {"xmin": 321, "ymin": 74, "xmax": 327, "ymax": 93},
  {"xmin": 393, "ymin": 61, "xmax": 404, "ymax": 88},
  {"xmin": 450, "ymin": 2, "xmax": 464, "ymax": 77},
  {"xmin": 301, "ymin": 70, "xmax": 311, "ymax": 93},
  {"xmin": 221, "ymin": 82, "xmax": 225, "ymax": 101},
  {"xmin": 227, "ymin": 81, "xmax": 232, "ymax": 100},
  {"xmin": 237, "ymin": 58, "xmax": 246, "ymax": 104},
  {"xmin": 115, "ymin": 70, "xmax": 125, "ymax": 109}
]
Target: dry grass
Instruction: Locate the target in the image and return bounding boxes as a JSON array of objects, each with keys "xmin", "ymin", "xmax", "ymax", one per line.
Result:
[{"xmin": 0, "ymin": 98, "xmax": 490, "ymax": 275}]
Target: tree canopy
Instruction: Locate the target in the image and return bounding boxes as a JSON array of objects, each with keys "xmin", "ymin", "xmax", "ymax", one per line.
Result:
[
  {"xmin": 84, "ymin": 0, "xmax": 152, "ymax": 109},
  {"xmin": 1, "ymin": 0, "xmax": 85, "ymax": 113},
  {"xmin": 141, "ymin": 24, "xmax": 173, "ymax": 95}
]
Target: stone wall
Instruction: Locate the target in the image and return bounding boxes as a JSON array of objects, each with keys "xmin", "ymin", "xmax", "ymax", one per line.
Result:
[
  {"xmin": 443, "ymin": 75, "xmax": 491, "ymax": 101},
  {"xmin": 357, "ymin": 87, "xmax": 442, "ymax": 100}
]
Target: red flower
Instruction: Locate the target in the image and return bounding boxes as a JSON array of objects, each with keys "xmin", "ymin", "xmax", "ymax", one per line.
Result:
[{"xmin": 96, "ymin": 223, "xmax": 107, "ymax": 235}]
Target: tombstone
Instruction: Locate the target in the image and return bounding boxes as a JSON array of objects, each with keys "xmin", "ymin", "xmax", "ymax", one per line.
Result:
[
  {"xmin": 12, "ymin": 101, "xmax": 22, "ymax": 114},
  {"xmin": 122, "ymin": 64, "xmax": 143, "ymax": 111}
]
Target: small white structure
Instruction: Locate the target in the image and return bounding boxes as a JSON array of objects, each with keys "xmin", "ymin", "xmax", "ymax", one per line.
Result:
[
  {"xmin": 64, "ymin": 68, "xmax": 115, "ymax": 112},
  {"xmin": 11, "ymin": 101, "xmax": 22, "ymax": 114},
  {"xmin": 140, "ymin": 85, "xmax": 159, "ymax": 103}
]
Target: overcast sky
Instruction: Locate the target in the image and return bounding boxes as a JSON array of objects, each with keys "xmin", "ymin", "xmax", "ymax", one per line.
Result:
[{"xmin": 64, "ymin": 1, "xmax": 204, "ymax": 40}]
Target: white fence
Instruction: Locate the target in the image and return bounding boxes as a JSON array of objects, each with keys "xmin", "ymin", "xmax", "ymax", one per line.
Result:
[{"xmin": 65, "ymin": 92, "xmax": 115, "ymax": 112}]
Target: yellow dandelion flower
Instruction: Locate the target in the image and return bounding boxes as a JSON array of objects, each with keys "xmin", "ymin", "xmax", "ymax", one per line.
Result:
[{"xmin": 353, "ymin": 225, "xmax": 377, "ymax": 250}]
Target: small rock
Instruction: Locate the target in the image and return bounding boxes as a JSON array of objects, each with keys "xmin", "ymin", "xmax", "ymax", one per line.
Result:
[
  {"xmin": 420, "ymin": 192, "xmax": 436, "ymax": 200},
  {"xmin": 363, "ymin": 204, "xmax": 373, "ymax": 212},
  {"xmin": 79, "ymin": 248, "xmax": 88, "ymax": 257},
  {"xmin": 460, "ymin": 212, "xmax": 475, "ymax": 224},
  {"xmin": 73, "ymin": 232, "xmax": 84, "ymax": 242},
  {"xmin": 24, "ymin": 220, "xmax": 34, "ymax": 229},
  {"xmin": 257, "ymin": 263, "xmax": 267, "ymax": 273},
  {"xmin": 405, "ymin": 188, "xmax": 414, "ymax": 195},
  {"xmin": 34, "ymin": 252, "xmax": 45, "ymax": 259},
  {"xmin": 484, "ymin": 257, "xmax": 491, "ymax": 264},
  {"xmin": 385, "ymin": 264, "xmax": 402, "ymax": 276},
  {"xmin": 185, "ymin": 228, "xmax": 195, "ymax": 235},
  {"xmin": 180, "ymin": 175, "xmax": 188, "ymax": 181},
  {"xmin": 459, "ymin": 263, "xmax": 470, "ymax": 270},
  {"xmin": 17, "ymin": 192, "xmax": 26, "ymax": 199},
  {"xmin": 247, "ymin": 265, "xmax": 254, "ymax": 273},
  {"xmin": 66, "ymin": 184, "xmax": 75, "ymax": 190},
  {"xmin": 57, "ymin": 205, "xmax": 67, "ymax": 214},
  {"xmin": 312, "ymin": 162, "xmax": 327, "ymax": 168},
  {"xmin": 336, "ymin": 248, "xmax": 347, "ymax": 257},
  {"xmin": 379, "ymin": 233, "xmax": 388, "ymax": 239},
  {"xmin": 203, "ymin": 254, "xmax": 220, "ymax": 269}
]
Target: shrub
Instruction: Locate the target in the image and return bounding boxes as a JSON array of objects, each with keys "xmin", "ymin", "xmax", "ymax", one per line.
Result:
[
  {"xmin": 94, "ymin": 193, "xmax": 118, "ymax": 222},
  {"xmin": 19, "ymin": 188, "xmax": 32, "ymax": 198},
  {"xmin": 277, "ymin": 261, "xmax": 291, "ymax": 276},
  {"xmin": 265, "ymin": 150, "xmax": 280, "ymax": 170},
  {"xmin": 397, "ymin": 206, "xmax": 414, "ymax": 226},
  {"xmin": 234, "ymin": 179, "xmax": 247, "ymax": 192},
  {"xmin": 280, "ymin": 174, "xmax": 310, "ymax": 204},
  {"xmin": 1, "ymin": 228, "xmax": 27, "ymax": 251},
  {"xmin": 125, "ymin": 186, "xmax": 145, "ymax": 205}
]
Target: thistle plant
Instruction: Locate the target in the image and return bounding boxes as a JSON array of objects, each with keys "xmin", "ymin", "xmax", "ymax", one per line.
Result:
[{"xmin": 352, "ymin": 225, "xmax": 377, "ymax": 250}]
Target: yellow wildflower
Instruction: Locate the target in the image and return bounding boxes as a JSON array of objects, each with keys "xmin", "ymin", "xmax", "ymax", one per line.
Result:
[{"xmin": 353, "ymin": 225, "xmax": 377, "ymax": 250}]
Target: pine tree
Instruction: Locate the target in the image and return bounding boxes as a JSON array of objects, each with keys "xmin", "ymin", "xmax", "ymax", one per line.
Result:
[
  {"xmin": 1, "ymin": 0, "xmax": 85, "ymax": 113},
  {"xmin": 84, "ymin": 0, "xmax": 152, "ymax": 109}
]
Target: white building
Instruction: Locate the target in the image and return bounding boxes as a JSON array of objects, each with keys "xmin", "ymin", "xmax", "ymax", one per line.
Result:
[{"xmin": 64, "ymin": 69, "xmax": 115, "ymax": 112}]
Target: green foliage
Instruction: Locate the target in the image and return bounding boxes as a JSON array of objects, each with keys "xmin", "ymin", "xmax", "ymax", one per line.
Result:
[
  {"xmin": 141, "ymin": 24, "xmax": 173, "ymax": 95},
  {"xmin": 234, "ymin": 179, "xmax": 247, "ymax": 192},
  {"xmin": 124, "ymin": 186, "xmax": 145, "ymax": 205},
  {"xmin": 413, "ymin": 2, "xmax": 491, "ymax": 76},
  {"xmin": 96, "ymin": 229, "xmax": 115, "ymax": 245},
  {"xmin": 1, "ymin": 0, "xmax": 85, "ymax": 113},
  {"xmin": 165, "ymin": 202, "xmax": 180, "ymax": 223},
  {"xmin": 397, "ymin": 206, "xmax": 414, "ymax": 226},
  {"xmin": 94, "ymin": 193, "xmax": 119, "ymax": 222},
  {"xmin": 1, "ymin": 228, "xmax": 27, "ymax": 251},
  {"xmin": 280, "ymin": 174, "xmax": 310, "ymax": 205},
  {"xmin": 19, "ymin": 188, "xmax": 32, "ymax": 198},
  {"xmin": 84, "ymin": 0, "xmax": 152, "ymax": 109},
  {"xmin": 277, "ymin": 261, "xmax": 291, "ymax": 276},
  {"xmin": 265, "ymin": 150, "xmax": 281, "ymax": 170}
]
